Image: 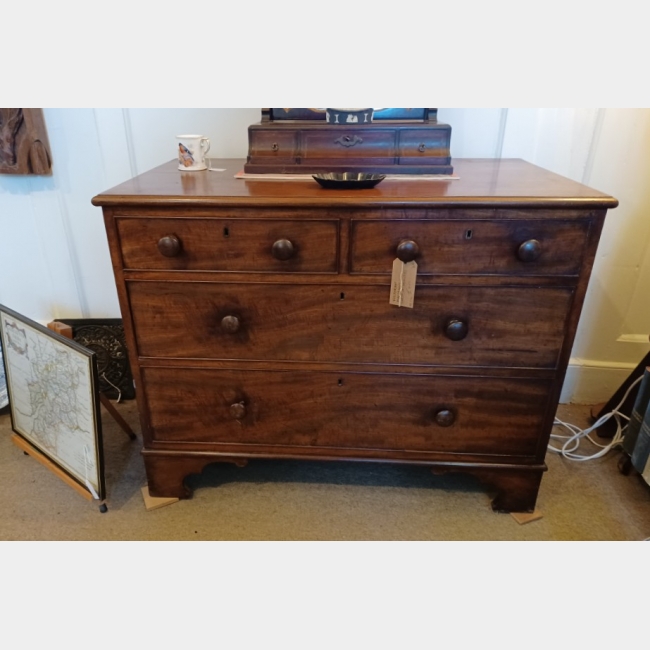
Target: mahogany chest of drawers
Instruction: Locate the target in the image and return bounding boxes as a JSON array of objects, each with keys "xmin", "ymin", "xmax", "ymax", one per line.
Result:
[{"xmin": 92, "ymin": 158, "xmax": 617, "ymax": 512}]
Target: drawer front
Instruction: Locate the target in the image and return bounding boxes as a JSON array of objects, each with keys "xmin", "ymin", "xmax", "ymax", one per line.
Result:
[
  {"xmin": 398, "ymin": 128, "xmax": 452, "ymax": 165},
  {"xmin": 351, "ymin": 220, "xmax": 589, "ymax": 276},
  {"xmin": 302, "ymin": 129, "xmax": 395, "ymax": 165},
  {"xmin": 116, "ymin": 218, "xmax": 338, "ymax": 273},
  {"xmin": 143, "ymin": 367, "xmax": 549, "ymax": 457},
  {"xmin": 248, "ymin": 130, "xmax": 297, "ymax": 161},
  {"xmin": 129, "ymin": 281, "xmax": 573, "ymax": 368}
]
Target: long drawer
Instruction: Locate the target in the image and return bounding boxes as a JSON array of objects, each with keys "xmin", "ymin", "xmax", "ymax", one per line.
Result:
[
  {"xmin": 116, "ymin": 218, "xmax": 339, "ymax": 273},
  {"xmin": 142, "ymin": 367, "xmax": 550, "ymax": 457},
  {"xmin": 302, "ymin": 129, "xmax": 395, "ymax": 165},
  {"xmin": 350, "ymin": 219, "xmax": 590, "ymax": 276},
  {"xmin": 128, "ymin": 281, "xmax": 574, "ymax": 368}
]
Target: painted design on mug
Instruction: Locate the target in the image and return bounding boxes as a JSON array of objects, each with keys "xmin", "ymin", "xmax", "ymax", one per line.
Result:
[{"xmin": 178, "ymin": 143, "xmax": 194, "ymax": 167}]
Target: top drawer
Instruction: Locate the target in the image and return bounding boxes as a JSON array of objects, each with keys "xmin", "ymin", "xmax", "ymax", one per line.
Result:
[
  {"xmin": 350, "ymin": 219, "xmax": 590, "ymax": 276},
  {"xmin": 116, "ymin": 218, "xmax": 339, "ymax": 273}
]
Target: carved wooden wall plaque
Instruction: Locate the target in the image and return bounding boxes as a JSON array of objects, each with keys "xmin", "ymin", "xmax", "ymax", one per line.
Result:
[{"xmin": 0, "ymin": 108, "xmax": 52, "ymax": 175}]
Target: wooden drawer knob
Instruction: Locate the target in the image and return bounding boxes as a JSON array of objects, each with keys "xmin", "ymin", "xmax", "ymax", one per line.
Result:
[
  {"xmin": 230, "ymin": 401, "xmax": 247, "ymax": 420},
  {"xmin": 221, "ymin": 315, "xmax": 240, "ymax": 333},
  {"xmin": 157, "ymin": 235, "xmax": 182, "ymax": 257},
  {"xmin": 445, "ymin": 319, "xmax": 468, "ymax": 341},
  {"xmin": 434, "ymin": 409, "xmax": 456, "ymax": 427},
  {"xmin": 272, "ymin": 238, "xmax": 295, "ymax": 261},
  {"xmin": 517, "ymin": 239, "xmax": 542, "ymax": 262},
  {"xmin": 396, "ymin": 240, "xmax": 420, "ymax": 263}
]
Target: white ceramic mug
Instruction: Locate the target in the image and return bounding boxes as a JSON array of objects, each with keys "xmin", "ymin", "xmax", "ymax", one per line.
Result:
[{"xmin": 177, "ymin": 135, "xmax": 210, "ymax": 171}]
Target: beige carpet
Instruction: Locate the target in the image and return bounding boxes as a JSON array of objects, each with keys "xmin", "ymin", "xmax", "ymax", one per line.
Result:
[{"xmin": 0, "ymin": 401, "xmax": 649, "ymax": 541}]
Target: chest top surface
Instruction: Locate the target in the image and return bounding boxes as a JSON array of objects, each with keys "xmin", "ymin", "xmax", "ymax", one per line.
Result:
[{"xmin": 92, "ymin": 158, "xmax": 618, "ymax": 211}]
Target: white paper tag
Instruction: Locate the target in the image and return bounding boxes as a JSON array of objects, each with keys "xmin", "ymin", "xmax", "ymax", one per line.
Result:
[{"xmin": 390, "ymin": 259, "xmax": 417, "ymax": 308}]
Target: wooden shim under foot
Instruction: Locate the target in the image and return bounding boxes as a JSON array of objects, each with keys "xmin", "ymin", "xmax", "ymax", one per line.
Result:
[
  {"xmin": 510, "ymin": 509, "xmax": 544, "ymax": 525},
  {"xmin": 141, "ymin": 485, "xmax": 179, "ymax": 511}
]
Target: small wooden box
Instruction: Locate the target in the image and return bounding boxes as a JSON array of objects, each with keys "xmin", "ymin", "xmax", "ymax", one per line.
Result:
[{"xmin": 244, "ymin": 108, "xmax": 453, "ymax": 175}]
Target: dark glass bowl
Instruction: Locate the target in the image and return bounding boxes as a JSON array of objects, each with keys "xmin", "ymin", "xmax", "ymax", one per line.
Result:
[{"xmin": 312, "ymin": 172, "xmax": 386, "ymax": 189}]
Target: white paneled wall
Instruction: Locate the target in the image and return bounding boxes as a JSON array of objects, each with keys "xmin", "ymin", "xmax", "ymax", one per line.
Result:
[
  {"xmin": 1, "ymin": 108, "xmax": 649, "ymax": 403},
  {"xmin": 125, "ymin": 108, "xmax": 259, "ymax": 174},
  {"xmin": 439, "ymin": 108, "xmax": 506, "ymax": 157}
]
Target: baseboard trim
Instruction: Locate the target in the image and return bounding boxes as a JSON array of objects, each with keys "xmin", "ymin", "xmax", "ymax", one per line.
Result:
[{"xmin": 561, "ymin": 359, "xmax": 638, "ymax": 405}]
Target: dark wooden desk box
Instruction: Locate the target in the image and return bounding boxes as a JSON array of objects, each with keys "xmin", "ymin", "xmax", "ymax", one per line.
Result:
[
  {"xmin": 244, "ymin": 108, "xmax": 453, "ymax": 175},
  {"xmin": 92, "ymin": 158, "xmax": 617, "ymax": 512}
]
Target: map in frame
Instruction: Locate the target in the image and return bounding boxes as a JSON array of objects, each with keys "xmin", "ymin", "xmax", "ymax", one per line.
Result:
[{"xmin": 0, "ymin": 305, "xmax": 105, "ymax": 499}]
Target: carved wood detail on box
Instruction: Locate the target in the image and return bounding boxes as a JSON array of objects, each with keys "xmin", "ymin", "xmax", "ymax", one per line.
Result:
[{"xmin": 0, "ymin": 108, "xmax": 52, "ymax": 175}]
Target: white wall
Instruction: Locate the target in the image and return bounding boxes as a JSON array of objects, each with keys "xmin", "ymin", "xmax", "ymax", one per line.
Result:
[
  {"xmin": 1, "ymin": 108, "xmax": 649, "ymax": 403},
  {"xmin": 0, "ymin": 108, "xmax": 259, "ymax": 321}
]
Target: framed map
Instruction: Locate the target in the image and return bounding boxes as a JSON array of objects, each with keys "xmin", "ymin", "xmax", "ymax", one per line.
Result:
[{"xmin": 0, "ymin": 305, "xmax": 105, "ymax": 499}]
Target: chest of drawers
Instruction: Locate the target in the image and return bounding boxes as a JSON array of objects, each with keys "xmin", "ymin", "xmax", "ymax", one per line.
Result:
[{"xmin": 92, "ymin": 158, "xmax": 617, "ymax": 512}]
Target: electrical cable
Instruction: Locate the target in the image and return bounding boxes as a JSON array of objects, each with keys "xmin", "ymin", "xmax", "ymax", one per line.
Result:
[
  {"xmin": 548, "ymin": 376, "xmax": 644, "ymax": 461},
  {"xmin": 101, "ymin": 372, "xmax": 122, "ymax": 403}
]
